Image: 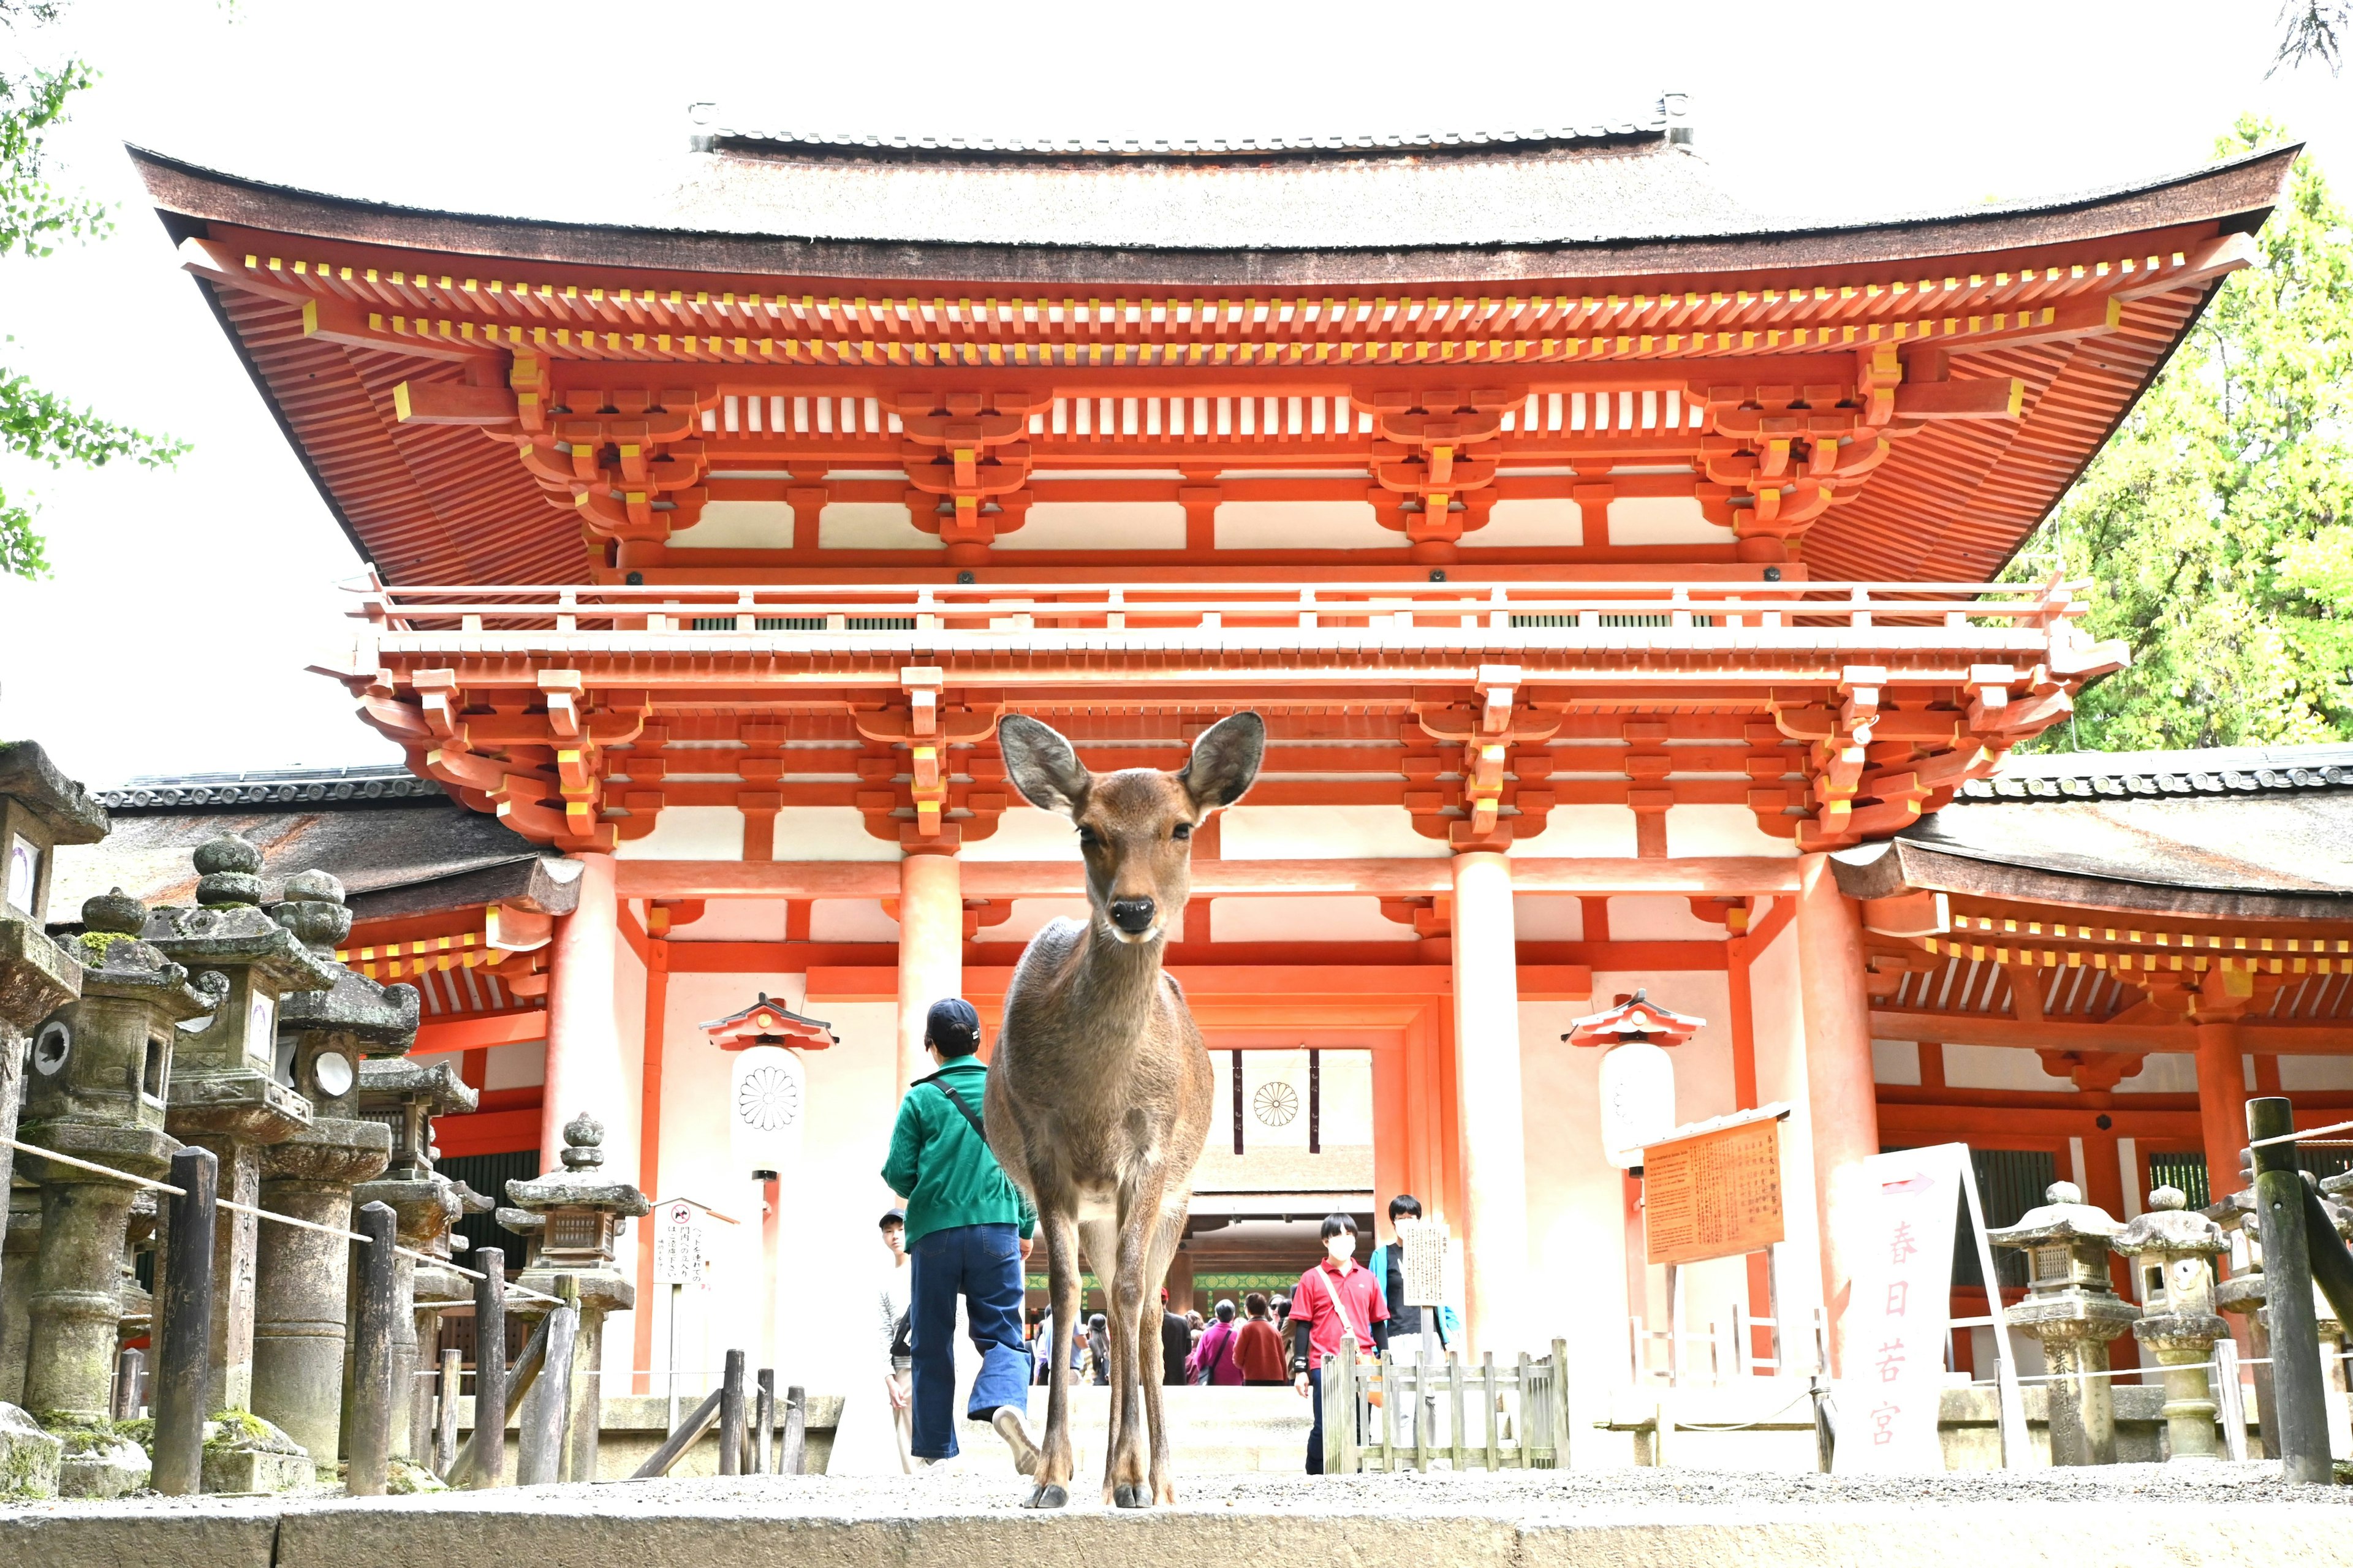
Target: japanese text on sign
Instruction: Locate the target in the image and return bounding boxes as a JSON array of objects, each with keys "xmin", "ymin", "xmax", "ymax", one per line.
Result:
[
  {"xmin": 1832, "ymin": 1145, "xmax": 1966, "ymax": 1475},
  {"xmin": 653, "ymin": 1201, "xmax": 705, "ymax": 1285},
  {"xmin": 1643, "ymin": 1115, "xmax": 1785, "ymax": 1267}
]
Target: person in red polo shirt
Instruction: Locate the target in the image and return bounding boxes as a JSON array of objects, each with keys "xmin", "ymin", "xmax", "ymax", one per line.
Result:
[{"xmin": 1288, "ymin": 1212, "xmax": 1387, "ymax": 1474}]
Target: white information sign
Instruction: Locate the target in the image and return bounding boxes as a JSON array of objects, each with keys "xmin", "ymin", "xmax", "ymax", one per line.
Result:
[
  {"xmin": 1396, "ymin": 1218, "xmax": 1450, "ymax": 1309},
  {"xmin": 653, "ymin": 1200, "xmax": 705, "ymax": 1286},
  {"xmin": 1832, "ymin": 1144, "xmax": 1964, "ymax": 1474}
]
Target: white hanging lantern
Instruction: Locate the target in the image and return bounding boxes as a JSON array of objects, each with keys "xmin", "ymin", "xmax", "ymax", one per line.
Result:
[
  {"xmin": 1564, "ymin": 989, "xmax": 1700, "ymax": 1170},
  {"xmin": 729, "ymin": 1043, "xmax": 805, "ymax": 1176},
  {"xmin": 1596, "ymin": 1039, "xmax": 1677, "ymax": 1169}
]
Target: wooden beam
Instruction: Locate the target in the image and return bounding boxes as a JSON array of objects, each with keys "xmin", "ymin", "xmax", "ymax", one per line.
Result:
[
  {"xmin": 412, "ymin": 1010, "xmax": 547, "ymax": 1055},
  {"xmin": 613, "ymin": 855, "xmax": 1803, "ymax": 900},
  {"xmin": 1870, "ymin": 1009, "xmax": 2353, "ymax": 1055}
]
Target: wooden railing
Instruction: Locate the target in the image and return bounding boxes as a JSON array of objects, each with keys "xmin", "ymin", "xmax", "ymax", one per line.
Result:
[
  {"xmin": 356, "ymin": 575, "xmax": 2091, "ymax": 640},
  {"xmin": 1319, "ymin": 1333, "xmax": 1574, "ymax": 1473}
]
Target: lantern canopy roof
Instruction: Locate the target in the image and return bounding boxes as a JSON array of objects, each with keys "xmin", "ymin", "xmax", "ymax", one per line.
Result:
[
  {"xmin": 699, "ymin": 991, "xmax": 838, "ymax": 1051},
  {"xmin": 1562, "ymin": 988, "xmax": 1703, "ymax": 1048}
]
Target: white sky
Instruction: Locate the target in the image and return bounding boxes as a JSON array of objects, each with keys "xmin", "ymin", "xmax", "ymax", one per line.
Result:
[{"xmin": 0, "ymin": 0, "xmax": 2344, "ymax": 786}]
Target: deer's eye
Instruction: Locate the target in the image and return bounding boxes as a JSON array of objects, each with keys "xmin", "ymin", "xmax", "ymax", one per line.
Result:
[
  {"xmin": 1077, "ymin": 826, "xmax": 1103, "ymax": 850},
  {"xmin": 1172, "ymin": 822, "xmax": 1192, "ymax": 841}
]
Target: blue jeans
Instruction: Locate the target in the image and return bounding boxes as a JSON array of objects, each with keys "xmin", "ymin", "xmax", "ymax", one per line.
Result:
[{"xmin": 907, "ymin": 1222, "xmax": 1031, "ymax": 1460}]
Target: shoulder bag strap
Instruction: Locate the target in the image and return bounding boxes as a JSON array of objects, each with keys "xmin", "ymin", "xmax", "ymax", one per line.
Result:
[{"xmin": 912, "ymin": 1070, "xmax": 989, "ymax": 1142}]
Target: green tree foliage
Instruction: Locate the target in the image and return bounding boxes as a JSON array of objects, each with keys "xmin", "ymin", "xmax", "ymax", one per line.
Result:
[
  {"xmin": 0, "ymin": 10, "xmax": 186, "ymax": 578},
  {"xmin": 2010, "ymin": 119, "xmax": 2353, "ymax": 750}
]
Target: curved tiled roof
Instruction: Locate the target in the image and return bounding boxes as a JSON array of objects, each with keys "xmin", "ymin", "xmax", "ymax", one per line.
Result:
[
  {"xmin": 1958, "ymin": 743, "xmax": 2353, "ymax": 802},
  {"xmin": 94, "ymin": 764, "xmax": 444, "ymax": 812}
]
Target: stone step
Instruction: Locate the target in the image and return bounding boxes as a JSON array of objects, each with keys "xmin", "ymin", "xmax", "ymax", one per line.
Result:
[{"xmin": 942, "ymin": 1385, "xmax": 1314, "ymax": 1475}]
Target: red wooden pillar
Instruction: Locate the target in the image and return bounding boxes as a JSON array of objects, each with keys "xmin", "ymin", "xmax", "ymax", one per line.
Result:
[{"xmin": 1794, "ymin": 854, "xmax": 1879, "ymax": 1377}]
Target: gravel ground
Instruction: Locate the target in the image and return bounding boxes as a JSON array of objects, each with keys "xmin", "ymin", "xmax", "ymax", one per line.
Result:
[{"xmin": 8, "ymin": 1461, "xmax": 2351, "ymax": 1520}]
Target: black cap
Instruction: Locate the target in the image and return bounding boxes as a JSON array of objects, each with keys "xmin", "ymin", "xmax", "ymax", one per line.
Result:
[
  {"xmin": 926, "ymin": 996, "xmax": 982, "ymax": 1056},
  {"xmin": 880, "ymin": 1206, "xmax": 906, "ymax": 1228}
]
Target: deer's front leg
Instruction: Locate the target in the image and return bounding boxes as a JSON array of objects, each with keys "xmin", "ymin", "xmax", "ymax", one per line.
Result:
[
  {"xmin": 1106, "ymin": 1186, "xmax": 1165, "ymax": 1509},
  {"xmin": 1140, "ymin": 1194, "xmax": 1189, "ymax": 1506},
  {"xmin": 1025, "ymin": 1208, "xmax": 1082, "ymax": 1509}
]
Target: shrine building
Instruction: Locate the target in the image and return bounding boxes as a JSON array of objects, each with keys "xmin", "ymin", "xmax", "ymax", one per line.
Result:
[{"xmin": 79, "ymin": 105, "xmax": 2349, "ymax": 1396}]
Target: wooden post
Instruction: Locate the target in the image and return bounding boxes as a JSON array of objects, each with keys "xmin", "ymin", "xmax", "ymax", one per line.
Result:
[
  {"xmin": 1334, "ymin": 1334, "xmax": 1360, "ymax": 1473},
  {"xmin": 112, "ymin": 1347, "xmax": 145, "ymax": 1422},
  {"xmin": 436, "ymin": 1349, "xmax": 461, "ymax": 1477},
  {"xmin": 1376, "ymin": 1350, "xmax": 1396, "ymax": 1471},
  {"xmin": 1447, "ymin": 1350, "xmax": 1467, "ymax": 1471},
  {"xmin": 1765, "ymin": 1243, "xmax": 1787, "ymax": 1374},
  {"xmin": 1409, "ymin": 1353, "xmax": 1427, "ymax": 1471},
  {"xmin": 717, "ymin": 1348, "xmax": 746, "ymax": 1475},
  {"xmin": 1515, "ymin": 1350, "xmax": 1534, "ymax": 1467},
  {"xmin": 153, "ymin": 1145, "xmax": 218, "ymax": 1498},
  {"xmin": 1481, "ymin": 1350, "xmax": 1499, "ymax": 1471},
  {"xmin": 471, "ymin": 1246, "xmax": 507, "ymax": 1488},
  {"xmin": 781, "ymin": 1384, "xmax": 806, "ymax": 1474},
  {"xmin": 2250, "ymin": 1097, "xmax": 2331, "ymax": 1483},
  {"xmin": 756, "ymin": 1367, "xmax": 775, "ymax": 1475},
  {"xmin": 517, "ymin": 1277, "xmax": 579, "ymax": 1486},
  {"xmin": 346, "ymin": 1200, "xmax": 399, "ymax": 1496},
  {"xmin": 1665, "ymin": 1263, "xmax": 1683, "ymax": 1386},
  {"xmin": 1795, "ymin": 854, "xmax": 1881, "ymax": 1376},
  {"xmin": 1550, "ymin": 1337, "xmax": 1572, "ymax": 1469},
  {"xmin": 1731, "ymin": 1303, "xmax": 1753, "ymax": 1377},
  {"xmin": 630, "ymin": 1386, "xmax": 723, "ymax": 1479}
]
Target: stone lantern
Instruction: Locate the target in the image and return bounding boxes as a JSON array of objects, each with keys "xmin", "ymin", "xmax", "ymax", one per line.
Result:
[
  {"xmin": 142, "ymin": 833, "xmax": 340, "ymax": 1416},
  {"xmin": 352, "ymin": 1052, "xmax": 476, "ymax": 1470},
  {"xmin": 0, "ymin": 741, "xmax": 105, "ymax": 1497},
  {"xmin": 498, "ymin": 1112, "xmax": 649, "ymax": 1481},
  {"xmin": 18, "ymin": 888, "xmax": 208, "ymax": 1494},
  {"xmin": 2113, "ymin": 1186, "xmax": 2229, "ymax": 1461},
  {"xmin": 248, "ymin": 868, "xmax": 418, "ymax": 1472},
  {"xmin": 1987, "ymin": 1181, "xmax": 2137, "ymax": 1466}
]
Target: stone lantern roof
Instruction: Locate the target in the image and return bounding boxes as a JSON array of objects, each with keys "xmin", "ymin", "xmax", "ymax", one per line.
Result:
[
  {"xmin": 2115, "ymin": 1186, "xmax": 2225, "ymax": 1259},
  {"xmin": 1985, "ymin": 1180, "xmax": 2124, "ymax": 1247},
  {"xmin": 63, "ymin": 888, "xmax": 207, "ymax": 1011},
  {"xmin": 274, "ymin": 869, "xmax": 422, "ymax": 1057},
  {"xmin": 140, "ymin": 835, "xmax": 343, "ymax": 995},
  {"xmin": 1559, "ymin": 988, "xmax": 1702, "ymax": 1048},
  {"xmin": 504, "ymin": 1113, "xmax": 653, "ymax": 1219}
]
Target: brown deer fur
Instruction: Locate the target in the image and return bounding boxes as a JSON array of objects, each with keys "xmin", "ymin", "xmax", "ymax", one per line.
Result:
[{"xmin": 984, "ymin": 711, "xmax": 1264, "ymax": 1508}]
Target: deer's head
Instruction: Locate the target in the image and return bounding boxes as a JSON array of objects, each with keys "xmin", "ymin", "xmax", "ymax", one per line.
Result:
[{"xmin": 998, "ymin": 712, "xmax": 1265, "ymax": 945}]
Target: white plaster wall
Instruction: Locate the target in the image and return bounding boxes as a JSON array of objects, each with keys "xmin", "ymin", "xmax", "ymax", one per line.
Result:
[
  {"xmin": 1606, "ymin": 895, "xmax": 1725, "ymax": 942},
  {"xmin": 1214, "ymin": 500, "xmax": 1387, "ymax": 551},
  {"xmin": 1514, "ymin": 895, "xmax": 1583, "ymax": 942},
  {"xmin": 2113, "ymin": 1052, "xmax": 2199, "ymax": 1094},
  {"xmin": 972, "ymin": 897, "xmax": 1091, "ymax": 944},
  {"xmin": 1210, "ymin": 895, "xmax": 1414, "ymax": 944},
  {"xmin": 962, "ymin": 805, "xmax": 1082, "ymax": 861},
  {"xmin": 2281, "ymin": 1056, "xmax": 2353, "ymax": 1091},
  {"xmin": 810, "ymin": 899, "xmax": 900, "ymax": 943},
  {"xmin": 817, "ymin": 502, "xmax": 941, "ymax": 550},
  {"xmin": 645, "ymin": 972, "xmax": 911, "ymax": 1399},
  {"xmin": 1001, "ymin": 501, "xmax": 1185, "ymax": 550},
  {"xmin": 1221, "ymin": 804, "xmax": 1449, "ymax": 860},
  {"xmin": 482, "ymin": 1039, "xmax": 545, "ymax": 1089},
  {"xmin": 1871, "ymin": 1040, "xmax": 1922, "ymax": 1086},
  {"xmin": 773, "ymin": 807, "xmax": 901, "ymax": 861},
  {"xmin": 615, "ymin": 806, "xmax": 743, "ymax": 862},
  {"xmin": 1606, "ymin": 495, "xmax": 1732, "ymax": 546},
  {"xmin": 1943, "ymin": 1044, "xmax": 2075, "ymax": 1093},
  {"xmin": 1466, "ymin": 497, "xmax": 1580, "ymax": 549},
  {"xmin": 668, "ymin": 499, "xmax": 790, "ymax": 550},
  {"xmin": 1507, "ymin": 805, "xmax": 1637, "ymax": 858},
  {"xmin": 1667, "ymin": 805, "xmax": 1800, "ymax": 859},
  {"xmin": 667, "ymin": 899, "xmax": 787, "ymax": 942}
]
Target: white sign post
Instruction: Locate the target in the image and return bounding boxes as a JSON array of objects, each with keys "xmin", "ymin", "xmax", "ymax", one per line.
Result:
[
  {"xmin": 651, "ymin": 1199, "xmax": 738, "ymax": 1428},
  {"xmin": 1832, "ymin": 1143, "xmax": 2028, "ymax": 1473},
  {"xmin": 1396, "ymin": 1218, "xmax": 1452, "ymax": 1451}
]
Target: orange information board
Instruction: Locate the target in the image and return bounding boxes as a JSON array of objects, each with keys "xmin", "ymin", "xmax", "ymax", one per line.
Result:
[{"xmin": 1642, "ymin": 1115, "xmax": 1785, "ymax": 1266}]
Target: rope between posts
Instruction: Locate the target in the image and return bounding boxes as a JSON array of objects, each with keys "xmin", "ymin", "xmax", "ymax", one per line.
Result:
[
  {"xmin": 1664, "ymin": 1387, "xmax": 1819, "ymax": 1431},
  {"xmin": 4, "ymin": 1135, "xmax": 562, "ymax": 1306}
]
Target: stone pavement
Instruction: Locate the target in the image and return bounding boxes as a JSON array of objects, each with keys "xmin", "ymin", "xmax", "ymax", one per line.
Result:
[{"xmin": 6, "ymin": 1463, "xmax": 2349, "ymax": 1568}]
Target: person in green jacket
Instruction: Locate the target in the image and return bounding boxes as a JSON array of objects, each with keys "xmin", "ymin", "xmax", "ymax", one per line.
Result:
[{"xmin": 882, "ymin": 997, "xmax": 1040, "ymax": 1468}]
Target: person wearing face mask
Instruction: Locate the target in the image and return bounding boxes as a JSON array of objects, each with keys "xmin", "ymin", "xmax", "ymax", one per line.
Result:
[{"xmin": 1288, "ymin": 1213, "xmax": 1387, "ymax": 1474}]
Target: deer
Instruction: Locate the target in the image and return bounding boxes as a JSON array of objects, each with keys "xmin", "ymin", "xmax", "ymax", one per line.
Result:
[{"xmin": 982, "ymin": 710, "xmax": 1264, "ymax": 1509}]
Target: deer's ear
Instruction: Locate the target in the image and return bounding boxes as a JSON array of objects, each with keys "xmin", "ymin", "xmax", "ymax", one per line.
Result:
[
  {"xmin": 1181, "ymin": 711, "xmax": 1265, "ymax": 812},
  {"xmin": 998, "ymin": 714, "xmax": 1091, "ymax": 816}
]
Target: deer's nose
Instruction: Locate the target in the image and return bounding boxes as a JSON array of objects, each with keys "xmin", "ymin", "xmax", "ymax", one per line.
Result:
[{"xmin": 1108, "ymin": 896, "xmax": 1158, "ymax": 934}]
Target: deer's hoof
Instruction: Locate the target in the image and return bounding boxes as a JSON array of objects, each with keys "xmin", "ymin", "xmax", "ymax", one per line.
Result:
[
  {"xmin": 1025, "ymin": 1483, "xmax": 1069, "ymax": 1510},
  {"xmin": 1114, "ymin": 1483, "xmax": 1150, "ymax": 1510}
]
